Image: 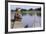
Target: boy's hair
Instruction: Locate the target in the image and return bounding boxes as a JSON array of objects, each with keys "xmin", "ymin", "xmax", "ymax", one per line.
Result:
[{"xmin": 16, "ymin": 8, "xmax": 18, "ymax": 12}]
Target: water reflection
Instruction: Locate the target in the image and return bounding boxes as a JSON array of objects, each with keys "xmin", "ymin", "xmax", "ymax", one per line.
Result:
[{"xmin": 21, "ymin": 14, "xmax": 41, "ymax": 28}]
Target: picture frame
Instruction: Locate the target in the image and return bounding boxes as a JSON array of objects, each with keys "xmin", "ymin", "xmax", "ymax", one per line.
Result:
[{"xmin": 5, "ymin": 1, "xmax": 45, "ymax": 33}]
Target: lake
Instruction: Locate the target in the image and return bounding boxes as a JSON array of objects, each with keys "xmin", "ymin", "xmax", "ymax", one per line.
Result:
[{"xmin": 21, "ymin": 14, "xmax": 41, "ymax": 28}]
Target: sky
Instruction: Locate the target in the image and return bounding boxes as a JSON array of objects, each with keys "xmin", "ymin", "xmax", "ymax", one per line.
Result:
[{"xmin": 10, "ymin": 5, "xmax": 41, "ymax": 10}]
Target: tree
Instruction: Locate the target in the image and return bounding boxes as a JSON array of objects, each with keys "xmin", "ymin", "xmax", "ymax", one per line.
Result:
[
  {"xmin": 35, "ymin": 7, "xmax": 41, "ymax": 11},
  {"xmin": 21, "ymin": 9, "xmax": 27, "ymax": 11},
  {"xmin": 28, "ymin": 8, "xmax": 33, "ymax": 11},
  {"xmin": 11, "ymin": 10, "xmax": 16, "ymax": 12}
]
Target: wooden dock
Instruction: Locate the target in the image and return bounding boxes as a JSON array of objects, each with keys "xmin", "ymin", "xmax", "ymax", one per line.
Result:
[{"xmin": 12, "ymin": 21, "xmax": 24, "ymax": 28}]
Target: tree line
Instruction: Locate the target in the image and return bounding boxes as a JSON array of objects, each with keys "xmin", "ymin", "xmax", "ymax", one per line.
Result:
[{"xmin": 11, "ymin": 7, "xmax": 41, "ymax": 12}]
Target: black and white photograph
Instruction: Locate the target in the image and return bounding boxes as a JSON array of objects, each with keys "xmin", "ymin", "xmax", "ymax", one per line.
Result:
[{"xmin": 8, "ymin": 2, "xmax": 45, "ymax": 32}]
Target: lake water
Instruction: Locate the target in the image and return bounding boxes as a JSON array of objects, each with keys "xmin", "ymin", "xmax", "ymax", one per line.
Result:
[{"xmin": 21, "ymin": 14, "xmax": 41, "ymax": 28}]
